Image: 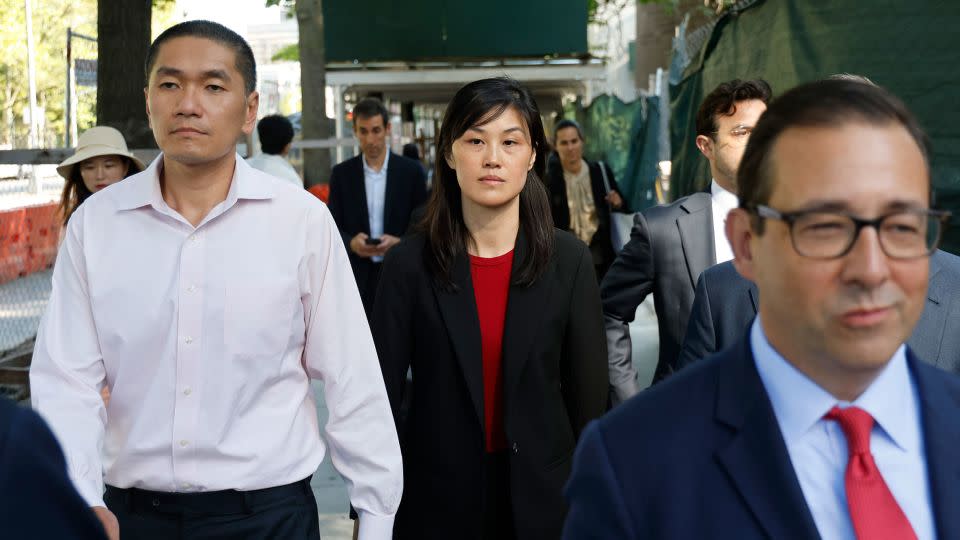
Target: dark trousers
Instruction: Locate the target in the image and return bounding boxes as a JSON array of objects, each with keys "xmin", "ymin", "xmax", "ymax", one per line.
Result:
[
  {"xmin": 104, "ymin": 477, "xmax": 321, "ymax": 540},
  {"xmin": 360, "ymin": 262, "xmax": 383, "ymax": 317},
  {"xmin": 483, "ymin": 451, "xmax": 516, "ymax": 540}
]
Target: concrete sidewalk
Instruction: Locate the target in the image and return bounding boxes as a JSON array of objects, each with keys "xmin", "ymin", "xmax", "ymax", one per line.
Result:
[{"xmin": 310, "ymin": 380, "xmax": 356, "ymax": 539}]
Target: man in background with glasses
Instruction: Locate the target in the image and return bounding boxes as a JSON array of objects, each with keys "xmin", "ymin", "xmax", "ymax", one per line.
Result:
[
  {"xmin": 564, "ymin": 78, "xmax": 960, "ymax": 539},
  {"xmin": 601, "ymin": 79, "xmax": 771, "ymax": 403},
  {"xmin": 679, "ymin": 214, "xmax": 960, "ymax": 374},
  {"xmin": 678, "ymin": 74, "xmax": 960, "ymax": 374}
]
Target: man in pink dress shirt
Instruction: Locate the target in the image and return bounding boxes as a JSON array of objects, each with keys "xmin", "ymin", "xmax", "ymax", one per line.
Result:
[{"xmin": 30, "ymin": 20, "xmax": 402, "ymax": 540}]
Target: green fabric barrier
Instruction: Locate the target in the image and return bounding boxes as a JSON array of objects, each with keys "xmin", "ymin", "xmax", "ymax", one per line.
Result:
[
  {"xmin": 572, "ymin": 94, "xmax": 662, "ymax": 212},
  {"xmin": 323, "ymin": 0, "xmax": 587, "ymax": 61},
  {"xmin": 669, "ymin": 0, "xmax": 960, "ymax": 251}
]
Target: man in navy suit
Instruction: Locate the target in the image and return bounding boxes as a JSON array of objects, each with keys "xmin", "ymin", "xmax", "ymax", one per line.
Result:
[
  {"xmin": 564, "ymin": 79, "xmax": 960, "ymax": 539},
  {"xmin": 679, "ymin": 251, "xmax": 960, "ymax": 373},
  {"xmin": 0, "ymin": 395, "xmax": 106, "ymax": 539},
  {"xmin": 328, "ymin": 97, "xmax": 428, "ymax": 315}
]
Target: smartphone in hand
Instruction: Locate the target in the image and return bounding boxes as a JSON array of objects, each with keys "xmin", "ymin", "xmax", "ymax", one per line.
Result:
[{"xmin": 365, "ymin": 237, "xmax": 382, "ymax": 246}]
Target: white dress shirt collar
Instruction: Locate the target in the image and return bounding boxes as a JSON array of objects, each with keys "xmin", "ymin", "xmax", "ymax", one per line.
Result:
[
  {"xmin": 750, "ymin": 317, "xmax": 918, "ymax": 452},
  {"xmin": 710, "ymin": 180, "xmax": 739, "ymax": 263},
  {"xmin": 113, "ymin": 154, "xmax": 275, "ymax": 214},
  {"xmin": 362, "ymin": 149, "xmax": 390, "ymax": 176},
  {"xmin": 710, "ymin": 179, "xmax": 738, "ymax": 209}
]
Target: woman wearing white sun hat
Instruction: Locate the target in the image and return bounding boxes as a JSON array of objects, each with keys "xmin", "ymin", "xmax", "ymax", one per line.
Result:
[
  {"xmin": 56, "ymin": 126, "xmax": 145, "ymax": 224},
  {"xmin": 55, "ymin": 126, "xmax": 144, "ymax": 408}
]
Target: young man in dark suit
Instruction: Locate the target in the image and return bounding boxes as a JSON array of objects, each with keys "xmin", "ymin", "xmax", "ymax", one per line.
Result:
[
  {"xmin": 564, "ymin": 79, "xmax": 960, "ymax": 539},
  {"xmin": 679, "ymin": 250, "xmax": 960, "ymax": 373},
  {"xmin": 327, "ymin": 98, "xmax": 428, "ymax": 314},
  {"xmin": 0, "ymin": 396, "xmax": 106, "ymax": 539},
  {"xmin": 601, "ymin": 80, "xmax": 771, "ymax": 403}
]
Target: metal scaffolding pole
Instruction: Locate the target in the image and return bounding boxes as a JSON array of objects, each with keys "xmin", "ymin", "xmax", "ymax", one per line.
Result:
[
  {"xmin": 24, "ymin": 0, "xmax": 38, "ymax": 193},
  {"xmin": 65, "ymin": 28, "xmax": 97, "ymax": 148}
]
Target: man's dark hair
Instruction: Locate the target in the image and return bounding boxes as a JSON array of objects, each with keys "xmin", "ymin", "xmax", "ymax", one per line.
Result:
[
  {"xmin": 257, "ymin": 115, "xmax": 294, "ymax": 155},
  {"xmin": 554, "ymin": 118, "xmax": 584, "ymax": 141},
  {"xmin": 695, "ymin": 79, "xmax": 772, "ymax": 138},
  {"xmin": 738, "ymin": 78, "xmax": 930, "ymax": 232},
  {"xmin": 145, "ymin": 20, "xmax": 257, "ymax": 95},
  {"xmin": 402, "ymin": 143, "xmax": 420, "ymax": 161},
  {"xmin": 352, "ymin": 98, "xmax": 389, "ymax": 127}
]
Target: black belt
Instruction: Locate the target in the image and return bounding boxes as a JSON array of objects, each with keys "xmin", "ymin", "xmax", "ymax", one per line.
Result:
[{"xmin": 105, "ymin": 476, "xmax": 313, "ymax": 516}]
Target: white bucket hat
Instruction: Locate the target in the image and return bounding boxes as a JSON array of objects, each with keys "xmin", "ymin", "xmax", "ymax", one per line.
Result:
[{"xmin": 56, "ymin": 126, "xmax": 145, "ymax": 180}]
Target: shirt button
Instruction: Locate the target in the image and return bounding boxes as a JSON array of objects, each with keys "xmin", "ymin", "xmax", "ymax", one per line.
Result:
[
  {"xmin": 180, "ymin": 440, "xmax": 189, "ymax": 447},
  {"xmin": 190, "ymin": 235, "xmax": 200, "ymax": 243},
  {"xmin": 184, "ymin": 336, "xmax": 193, "ymax": 344},
  {"xmin": 511, "ymin": 443, "xmax": 519, "ymax": 455},
  {"xmin": 183, "ymin": 387, "xmax": 192, "ymax": 396},
  {"xmin": 181, "ymin": 483, "xmax": 191, "ymax": 490},
  {"xmin": 187, "ymin": 285, "xmax": 197, "ymax": 293}
]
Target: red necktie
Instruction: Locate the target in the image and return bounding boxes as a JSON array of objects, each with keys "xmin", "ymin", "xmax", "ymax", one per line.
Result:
[{"xmin": 824, "ymin": 406, "xmax": 917, "ymax": 540}]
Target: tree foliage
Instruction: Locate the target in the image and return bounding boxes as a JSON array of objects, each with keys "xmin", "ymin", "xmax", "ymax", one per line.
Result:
[
  {"xmin": 0, "ymin": 0, "xmax": 176, "ymax": 149},
  {"xmin": 272, "ymin": 43, "xmax": 300, "ymax": 62},
  {"xmin": 0, "ymin": 0, "xmax": 97, "ymax": 148}
]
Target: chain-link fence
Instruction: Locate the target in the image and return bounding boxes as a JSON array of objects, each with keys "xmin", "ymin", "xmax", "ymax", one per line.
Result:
[{"xmin": 0, "ymin": 166, "xmax": 63, "ymax": 399}]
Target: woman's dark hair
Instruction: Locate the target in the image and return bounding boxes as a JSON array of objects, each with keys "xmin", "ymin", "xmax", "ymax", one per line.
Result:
[
  {"xmin": 145, "ymin": 20, "xmax": 257, "ymax": 95},
  {"xmin": 59, "ymin": 156, "xmax": 141, "ymax": 224},
  {"xmin": 553, "ymin": 118, "xmax": 584, "ymax": 141},
  {"xmin": 421, "ymin": 77, "xmax": 554, "ymax": 290}
]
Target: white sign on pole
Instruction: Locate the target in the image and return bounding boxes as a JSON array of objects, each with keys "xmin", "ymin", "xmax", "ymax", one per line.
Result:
[{"xmin": 75, "ymin": 58, "xmax": 97, "ymax": 87}]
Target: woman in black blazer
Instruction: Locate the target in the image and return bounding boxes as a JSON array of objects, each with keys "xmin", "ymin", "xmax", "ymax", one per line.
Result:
[
  {"xmin": 545, "ymin": 119, "xmax": 630, "ymax": 281},
  {"xmin": 372, "ymin": 78, "xmax": 608, "ymax": 539}
]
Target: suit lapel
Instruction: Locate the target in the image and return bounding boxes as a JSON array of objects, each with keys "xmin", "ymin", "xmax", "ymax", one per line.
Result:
[
  {"xmin": 502, "ymin": 231, "xmax": 552, "ymax": 405},
  {"xmin": 910, "ymin": 353, "xmax": 960, "ymax": 539},
  {"xmin": 714, "ymin": 338, "xmax": 822, "ymax": 540},
  {"xmin": 383, "ymin": 153, "xmax": 399, "ymax": 234},
  {"xmin": 677, "ymin": 198, "xmax": 716, "ymax": 289},
  {"xmin": 747, "ymin": 283, "xmax": 759, "ymax": 313},
  {"xmin": 433, "ymin": 253, "xmax": 485, "ymax": 427},
  {"xmin": 354, "ymin": 156, "xmax": 371, "ymax": 233}
]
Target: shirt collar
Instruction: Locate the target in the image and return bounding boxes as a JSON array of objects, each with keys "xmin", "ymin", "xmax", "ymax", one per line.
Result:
[
  {"xmin": 362, "ymin": 150, "xmax": 390, "ymax": 176},
  {"xmin": 751, "ymin": 317, "xmax": 918, "ymax": 452},
  {"xmin": 114, "ymin": 152, "xmax": 275, "ymax": 213},
  {"xmin": 710, "ymin": 179, "xmax": 739, "ymax": 211}
]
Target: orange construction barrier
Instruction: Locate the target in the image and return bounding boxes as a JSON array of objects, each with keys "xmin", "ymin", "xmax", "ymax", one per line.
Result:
[
  {"xmin": 307, "ymin": 184, "xmax": 330, "ymax": 203},
  {"xmin": 0, "ymin": 203, "xmax": 62, "ymax": 285}
]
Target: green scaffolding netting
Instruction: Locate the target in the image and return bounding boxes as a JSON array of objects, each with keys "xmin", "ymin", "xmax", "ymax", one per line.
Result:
[
  {"xmin": 669, "ymin": 0, "xmax": 960, "ymax": 251},
  {"xmin": 571, "ymin": 94, "xmax": 663, "ymax": 212}
]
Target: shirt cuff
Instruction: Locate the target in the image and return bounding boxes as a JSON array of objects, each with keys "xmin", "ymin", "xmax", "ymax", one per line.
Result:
[
  {"xmin": 75, "ymin": 478, "xmax": 105, "ymax": 509},
  {"xmin": 357, "ymin": 510, "xmax": 396, "ymax": 540}
]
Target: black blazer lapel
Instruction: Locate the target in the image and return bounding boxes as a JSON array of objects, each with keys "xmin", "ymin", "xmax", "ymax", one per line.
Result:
[
  {"xmin": 677, "ymin": 198, "xmax": 716, "ymax": 289},
  {"xmin": 714, "ymin": 337, "xmax": 822, "ymax": 540},
  {"xmin": 383, "ymin": 152, "xmax": 401, "ymax": 234},
  {"xmin": 502, "ymin": 231, "xmax": 552, "ymax": 405},
  {"xmin": 352, "ymin": 155, "xmax": 371, "ymax": 233},
  {"xmin": 433, "ymin": 253, "xmax": 485, "ymax": 428},
  {"xmin": 910, "ymin": 353, "xmax": 960, "ymax": 539}
]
